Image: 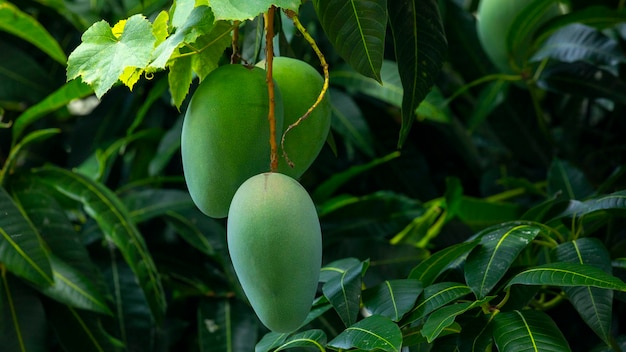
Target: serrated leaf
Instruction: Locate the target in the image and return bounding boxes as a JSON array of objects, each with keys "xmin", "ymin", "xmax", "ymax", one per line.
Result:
[
  {"xmin": 12, "ymin": 78, "xmax": 93, "ymax": 142},
  {"xmin": 314, "ymin": 0, "xmax": 386, "ymax": 81},
  {"xmin": 0, "ymin": 1, "xmax": 67, "ymax": 64},
  {"xmin": 32, "ymin": 166, "xmax": 167, "ymax": 322},
  {"xmin": 388, "ymin": 0, "xmax": 446, "ymax": 147},
  {"xmin": 0, "ymin": 187, "xmax": 53, "ymax": 287},
  {"xmin": 506, "ymin": 262, "xmax": 626, "ymax": 292},
  {"xmin": 422, "ymin": 297, "xmax": 493, "ymax": 343},
  {"xmin": 210, "ymin": 0, "xmax": 300, "ymax": 20},
  {"xmin": 408, "ymin": 240, "xmax": 479, "ymax": 287},
  {"xmin": 465, "ymin": 224, "xmax": 540, "ymax": 299},
  {"xmin": 401, "ymin": 282, "xmax": 472, "ymax": 325},
  {"xmin": 274, "ymin": 329, "xmax": 327, "ymax": 351},
  {"xmin": 322, "ymin": 260, "xmax": 367, "ymax": 327},
  {"xmin": 67, "ymin": 14, "xmax": 156, "ymax": 98},
  {"xmin": 190, "ymin": 20, "xmax": 234, "ymax": 81},
  {"xmin": 328, "ymin": 315, "xmax": 402, "ymax": 352},
  {"xmin": 552, "ymin": 238, "xmax": 613, "ymax": 345},
  {"xmin": 363, "ymin": 279, "xmax": 422, "ymax": 322},
  {"xmin": 198, "ymin": 298, "xmax": 258, "ymax": 352},
  {"xmin": 493, "ymin": 310, "xmax": 571, "ymax": 352}
]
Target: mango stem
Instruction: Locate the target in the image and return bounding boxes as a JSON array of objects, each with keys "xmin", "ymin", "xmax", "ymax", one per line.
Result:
[{"xmin": 264, "ymin": 6, "xmax": 279, "ymax": 172}]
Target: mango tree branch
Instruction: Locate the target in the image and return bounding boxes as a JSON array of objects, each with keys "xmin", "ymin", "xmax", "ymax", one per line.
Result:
[{"xmin": 264, "ymin": 6, "xmax": 278, "ymax": 172}]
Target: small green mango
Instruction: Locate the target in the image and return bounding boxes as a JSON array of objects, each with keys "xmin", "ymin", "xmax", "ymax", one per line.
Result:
[
  {"xmin": 181, "ymin": 64, "xmax": 284, "ymax": 218},
  {"xmin": 227, "ymin": 172, "xmax": 322, "ymax": 333},
  {"xmin": 257, "ymin": 57, "xmax": 331, "ymax": 178}
]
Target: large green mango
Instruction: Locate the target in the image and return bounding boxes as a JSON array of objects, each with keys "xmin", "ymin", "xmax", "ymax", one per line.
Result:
[
  {"xmin": 181, "ymin": 64, "xmax": 284, "ymax": 218},
  {"xmin": 477, "ymin": 0, "xmax": 564, "ymax": 73},
  {"xmin": 227, "ymin": 172, "xmax": 322, "ymax": 333},
  {"xmin": 258, "ymin": 57, "xmax": 331, "ymax": 178}
]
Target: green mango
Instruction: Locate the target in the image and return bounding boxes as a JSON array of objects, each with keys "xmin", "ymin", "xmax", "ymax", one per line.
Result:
[
  {"xmin": 257, "ymin": 57, "xmax": 331, "ymax": 178},
  {"xmin": 227, "ymin": 172, "xmax": 322, "ymax": 333},
  {"xmin": 181, "ymin": 64, "xmax": 284, "ymax": 218},
  {"xmin": 477, "ymin": 0, "xmax": 564, "ymax": 73}
]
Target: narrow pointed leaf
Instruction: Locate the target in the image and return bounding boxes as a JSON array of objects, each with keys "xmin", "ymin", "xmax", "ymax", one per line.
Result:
[
  {"xmin": 363, "ymin": 279, "xmax": 422, "ymax": 322},
  {"xmin": 198, "ymin": 298, "xmax": 258, "ymax": 352},
  {"xmin": 32, "ymin": 166, "xmax": 167, "ymax": 322},
  {"xmin": 421, "ymin": 296, "xmax": 493, "ymax": 343},
  {"xmin": 330, "ymin": 60, "xmax": 402, "ymax": 108},
  {"xmin": 322, "ymin": 260, "xmax": 367, "ymax": 327},
  {"xmin": 547, "ymin": 158, "xmax": 594, "ymax": 200},
  {"xmin": 401, "ymin": 282, "xmax": 472, "ymax": 325},
  {"xmin": 553, "ymin": 238, "xmax": 613, "ymax": 345},
  {"xmin": 314, "ymin": 0, "xmax": 386, "ymax": 81},
  {"xmin": 164, "ymin": 212, "xmax": 216, "ymax": 256},
  {"xmin": 556, "ymin": 190, "xmax": 626, "ymax": 220},
  {"xmin": 274, "ymin": 330, "xmax": 327, "ymax": 351},
  {"xmin": 465, "ymin": 224, "xmax": 541, "ymax": 298},
  {"xmin": 0, "ymin": 187, "xmax": 53, "ymax": 287},
  {"xmin": 493, "ymin": 310, "xmax": 571, "ymax": 352},
  {"xmin": 388, "ymin": 0, "xmax": 446, "ymax": 147},
  {"xmin": 328, "ymin": 315, "xmax": 402, "ymax": 352},
  {"xmin": 408, "ymin": 239, "xmax": 479, "ymax": 287},
  {"xmin": 122, "ymin": 189, "xmax": 195, "ymax": 223},
  {"xmin": 506, "ymin": 262, "xmax": 626, "ymax": 292},
  {"xmin": 329, "ymin": 88, "xmax": 376, "ymax": 158}
]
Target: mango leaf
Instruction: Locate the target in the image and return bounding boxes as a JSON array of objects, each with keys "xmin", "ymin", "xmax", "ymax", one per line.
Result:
[
  {"xmin": 401, "ymin": 282, "xmax": 472, "ymax": 325},
  {"xmin": 467, "ymin": 80, "xmax": 508, "ymax": 131},
  {"xmin": 67, "ymin": 14, "xmax": 156, "ymax": 98},
  {"xmin": 32, "ymin": 166, "xmax": 167, "ymax": 322},
  {"xmin": 506, "ymin": 262, "xmax": 626, "ymax": 292},
  {"xmin": 44, "ymin": 301, "xmax": 123, "ymax": 352},
  {"xmin": 11, "ymin": 77, "xmax": 93, "ymax": 142},
  {"xmin": 388, "ymin": 0, "xmax": 446, "ymax": 147},
  {"xmin": 547, "ymin": 158, "xmax": 595, "ymax": 200},
  {"xmin": 0, "ymin": 273, "xmax": 47, "ymax": 352},
  {"xmin": 456, "ymin": 196, "xmax": 525, "ymax": 231},
  {"xmin": 330, "ymin": 60, "xmax": 402, "ymax": 108},
  {"xmin": 255, "ymin": 332, "xmax": 288, "ymax": 352},
  {"xmin": 198, "ymin": 299, "xmax": 258, "ymax": 352},
  {"xmin": 122, "ymin": 189, "xmax": 194, "ymax": 223},
  {"xmin": 555, "ymin": 190, "xmax": 626, "ymax": 220},
  {"xmin": 327, "ymin": 315, "xmax": 402, "ymax": 352},
  {"xmin": 0, "ymin": 187, "xmax": 53, "ymax": 287},
  {"xmin": 362, "ymin": 279, "xmax": 422, "ymax": 322},
  {"xmin": 457, "ymin": 315, "xmax": 493, "ymax": 352},
  {"xmin": 164, "ymin": 212, "xmax": 216, "ymax": 256},
  {"xmin": 314, "ymin": 0, "xmax": 386, "ymax": 81},
  {"xmin": 274, "ymin": 329, "xmax": 327, "ymax": 351},
  {"xmin": 465, "ymin": 224, "xmax": 541, "ymax": 299},
  {"xmin": 210, "ymin": 0, "xmax": 300, "ymax": 21},
  {"xmin": 422, "ymin": 296, "xmax": 493, "ymax": 343},
  {"xmin": 552, "ymin": 238, "xmax": 614, "ymax": 346},
  {"xmin": 329, "ymin": 88, "xmax": 376, "ymax": 158},
  {"xmin": 322, "ymin": 259, "xmax": 368, "ymax": 327},
  {"xmin": 1, "ymin": 128, "xmax": 60, "ymax": 183},
  {"xmin": 493, "ymin": 310, "xmax": 571, "ymax": 352},
  {"xmin": 0, "ymin": 1, "xmax": 66, "ymax": 64},
  {"xmin": 535, "ymin": 6, "xmax": 626, "ymax": 43},
  {"xmin": 408, "ymin": 240, "xmax": 479, "ymax": 287}
]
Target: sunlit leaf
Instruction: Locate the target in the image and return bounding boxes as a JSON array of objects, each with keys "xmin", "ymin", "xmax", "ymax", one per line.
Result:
[
  {"xmin": 493, "ymin": 310, "xmax": 571, "ymax": 352},
  {"xmin": 210, "ymin": 0, "xmax": 300, "ymax": 20},
  {"xmin": 322, "ymin": 259, "xmax": 368, "ymax": 327},
  {"xmin": 328, "ymin": 315, "xmax": 402, "ymax": 352},
  {"xmin": 362, "ymin": 279, "xmax": 422, "ymax": 322},
  {"xmin": 465, "ymin": 224, "xmax": 540, "ymax": 298},
  {"xmin": 330, "ymin": 60, "xmax": 402, "ymax": 107},
  {"xmin": 401, "ymin": 282, "xmax": 472, "ymax": 325},
  {"xmin": 314, "ymin": 0, "xmax": 386, "ymax": 81},
  {"xmin": 408, "ymin": 240, "xmax": 479, "ymax": 287},
  {"xmin": 506, "ymin": 262, "xmax": 626, "ymax": 291}
]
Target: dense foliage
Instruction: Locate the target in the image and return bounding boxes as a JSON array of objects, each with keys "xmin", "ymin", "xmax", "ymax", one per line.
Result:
[{"xmin": 1, "ymin": 0, "xmax": 626, "ymax": 351}]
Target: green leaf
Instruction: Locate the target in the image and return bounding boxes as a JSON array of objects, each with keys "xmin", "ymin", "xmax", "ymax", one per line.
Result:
[
  {"xmin": 12, "ymin": 78, "xmax": 93, "ymax": 143},
  {"xmin": 327, "ymin": 315, "xmax": 402, "ymax": 352},
  {"xmin": 67, "ymin": 14, "xmax": 156, "ymax": 98},
  {"xmin": 1, "ymin": 128, "xmax": 61, "ymax": 184},
  {"xmin": 493, "ymin": 310, "xmax": 571, "ymax": 352},
  {"xmin": 329, "ymin": 89, "xmax": 376, "ymax": 158},
  {"xmin": 555, "ymin": 190, "xmax": 626, "ymax": 220},
  {"xmin": 362, "ymin": 279, "xmax": 422, "ymax": 322},
  {"xmin": 314, "ymin": 0, "xmax": 387, "ymax": 81},
  {"xmin": 0, "ymin": 1, "xmax": 67, "ymax": 64},
  {"xmin": 122, "ymin": 189, "xmax": 194, "ymax": 223},
  {"xmin": 330, "ymin": 60, "xmax": 402, "ymax": 107},
  {"xmin": 401, "ymin": 282, "xmax": 472, "ymax": 325},
  {"xmin": 198, "ymin": 298, "xmax": 258, "ymax": 352},
  {"xmin": 465, "ymin": 224, "xmax": 541, "ymax": 298},
  {"xmin": 189, "ymin": 20, "xmax": 235, "ymax": 81},
  {"xmin": 552, "ymin": 238, "xmax": 614, "ymax": 345},
  {"xmin": 388, "ymin": 0, "xmax": 446, "ymax": 147},
  {"xmin": 0, "ymin": 187, "xmax": 53, "ymax": 287},
  {"xmin": 456, "ymin": 196, "xmax": 525, "ymax": 231},
  {"xmin": 408, "ymin": 240, "xmax": 479, "ymax": 287},
  {"xmin": 467, "ymin": 80, "xmax": 508, "ymax": 131},
  {"xmin": 535, "ymin": 6, "xmax": 626, "ymax": 44},
  {"xmin": 32, "ymin": 166, "xmax": 167, "ymax": 322},
  {"xmin": 422, "ymin": 296, "xmax": 493, "ymax": 343},
  {"xmin": 506, "ymin": 262, "xmax": 626, "ymax": 292},
  {"xmin": 321, "ymin": 259, "xmax": 368, "ymax": 327},
  {"xmin": 210, "ymin": 0, "xmax": 300, "ymax": 21},
  {"xmin": 0, "ymin": 273, "xmax": 47, "ymax": 352},
  {"xmin": 547, "ymin": 158, "xmax": 595, "ymax": 200},
  {"xmin": 312, "ymin": 151, "xmax": 400, "ymax": 202},
  {"xmin": 44, "ymin": 301, "xmax": 123, "ymax": 352},
  {"xmin": 164, "ymin": 211, "xmax": 216, "ymax": 256},
  {"xmin": 274, "ymin": 329, "xmax": 327, "ymax": 351}
]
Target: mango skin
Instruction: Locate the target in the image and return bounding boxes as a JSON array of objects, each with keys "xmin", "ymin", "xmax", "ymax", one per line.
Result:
[
  {"xmin": 181, "ymin": 64, "xmax": 284, "ymax": 218},
  {"xmin": 227, "ymin": 172, "xmax": 322, "ymax": 333},
  {"xmin": 257, "ymin": 57, "xmax": 331, "ymax": 178},
  {"xmin": 477, "ymin": 0, "xmax": 563, "ymax": 73}
]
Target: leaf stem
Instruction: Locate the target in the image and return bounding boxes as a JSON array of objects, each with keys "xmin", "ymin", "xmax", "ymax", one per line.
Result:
[
  {"xmin": 230, "ymin": 21, "xmax": 240, "ymax": 64},
  {"xmin": 281, "ymin": 9, "xmax": 330, "ymax": 168},
  {"xmin": 264, "ymin": 6, "xmax": 278, "ymax": 172}
]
